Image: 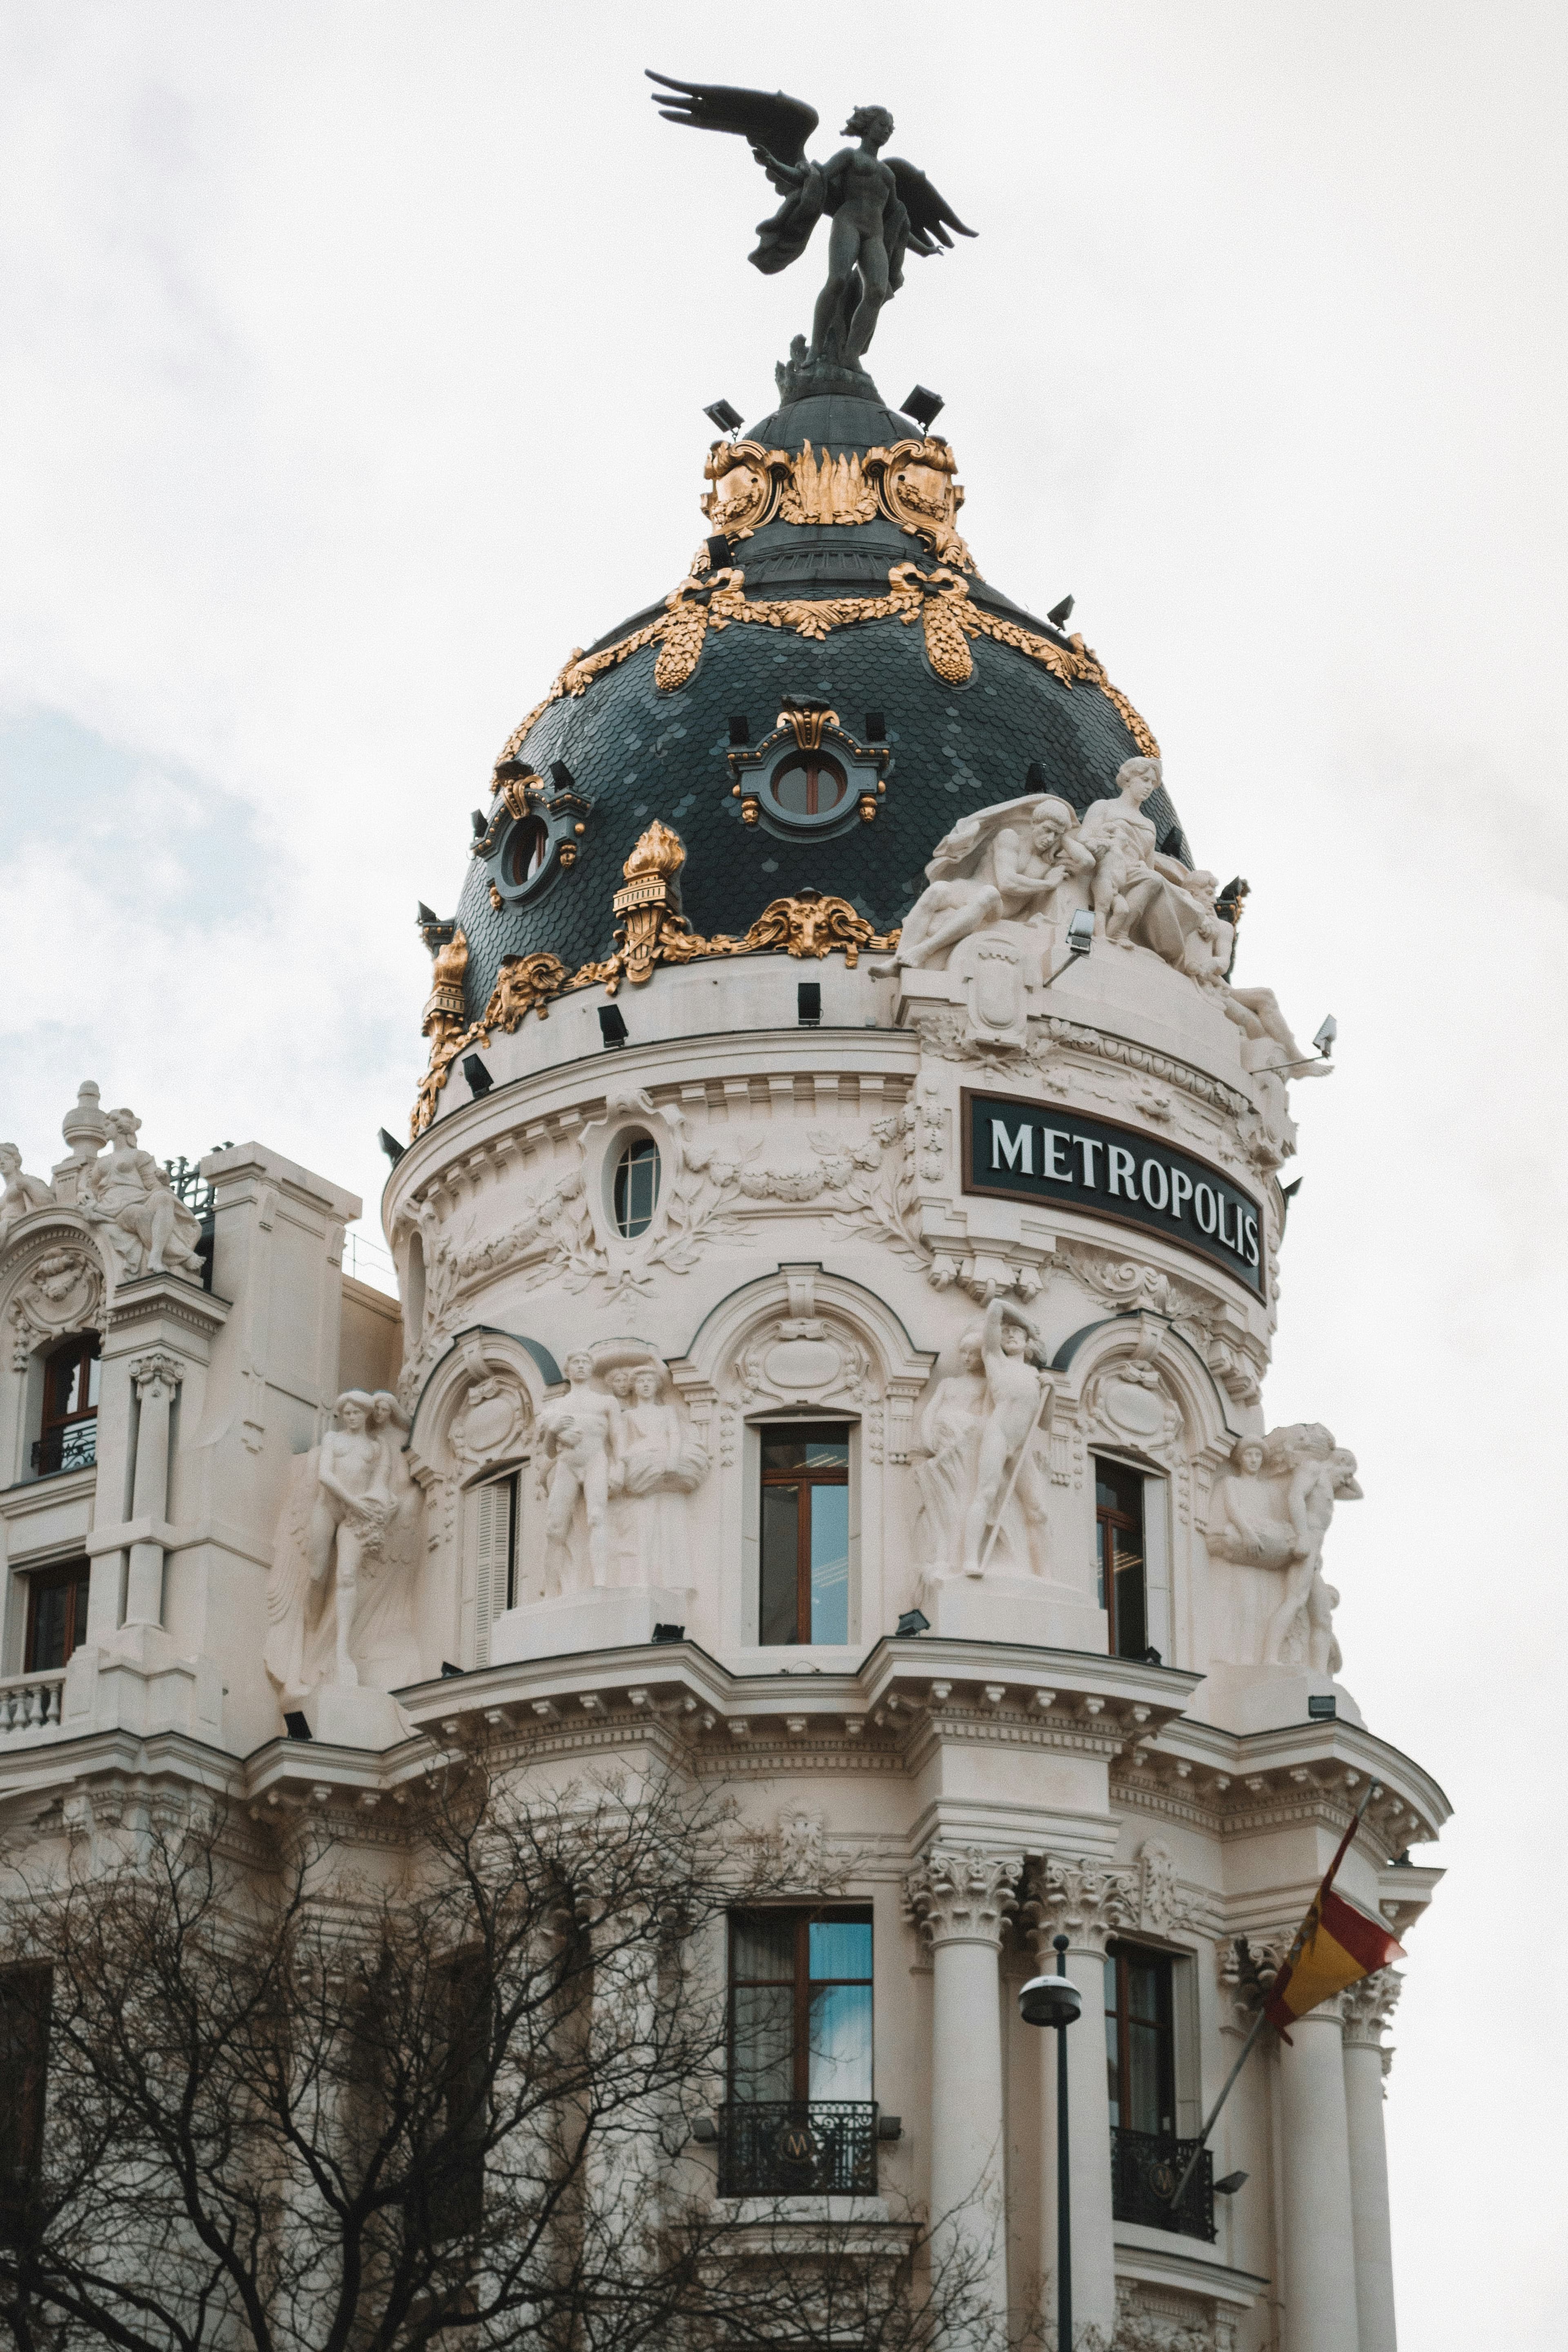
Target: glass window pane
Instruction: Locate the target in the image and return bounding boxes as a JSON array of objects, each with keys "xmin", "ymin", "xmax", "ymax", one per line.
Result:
[
  {"xmin": 86, "ymin": 1354, "xmax": 102, "ymax": 1408},
  {"xmin": 1112, "ymin": 1537, "xmax": 1146, "ymax": 1657},
  {"xmin": 808, "ymin": 1982, "xmax": 871, "ymax": 2100},
  {"xmin": 1126, "ymin": 1957, "xmax": 1163, "ymax": 2025},
  {"xmin": 809, "ymin": 1919, "xmax": 871, "ymax": 1980},
  {"xmin": 731, "ymin": 1984, "xmax": 794, "ymax": 2103},
  {"xmin": 1096, "ymin": 1460, "xmax": 1142, "ymax": 1517},
  {"xmin": 733, "ymin": 1913, "xmax": 796, "ymax": 1981},
  {"xmin": 762, "ymin": 1433, "xmax": 807, "ymax": 1475},
  {"xmin": 808, "ymin": 1485, "xmax": 849, "ymax": 1644},
  {"xmin": 803, "ymin": 1429, "xmax": 850, "ymax": 1470},
  {"xmin": 29, "ymin": 1584, "xmax": 69, "ymax": 1673},
  {"xmin": 1127, "ymin": 2020, "xmax": 1166, "ymax": 2134},
  {"xmin": 760, "ymin": 1486, "xmax": 801, "ymax": 1644},
  {"xmin": 613, "ymin": 1140, "xmax": 660, "ymax": 1239}
]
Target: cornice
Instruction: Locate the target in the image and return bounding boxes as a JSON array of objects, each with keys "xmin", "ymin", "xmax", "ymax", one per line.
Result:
[{"xmin": 103, "ymin": 1273, "xmax": 230, "ymax": 1339}]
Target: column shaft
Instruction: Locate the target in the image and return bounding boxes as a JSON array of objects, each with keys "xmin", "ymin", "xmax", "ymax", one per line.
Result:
[
  {"xmin": 930, "ymin": 1934, "xmax": 1009, "ymax": 2317},
  {"xmin": 1343, "ymin": 2034, "xmax": 1397, "ymax": 2351},
  {"xmin": 1278, "ymin": 2006, "xmax": 1360, "ymax": 2352}
]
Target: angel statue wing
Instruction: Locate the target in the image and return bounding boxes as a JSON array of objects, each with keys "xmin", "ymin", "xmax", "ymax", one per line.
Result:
[
  {"xmin": 647, "ymin": 69, "xmax": 826, "ymax": 275},
  {"xmin": 883, "ymin": 158, "xmax": 976, "ymax": 289}
]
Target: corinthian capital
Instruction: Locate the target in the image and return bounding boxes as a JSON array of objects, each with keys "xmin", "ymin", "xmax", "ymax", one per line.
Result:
[
  {"xmin": 905, "ymin": 1845, "xmax": 1022, "ymax": 1949},
  {"xmin": 1021, "ymin": 1856, "xmax": 1138, "ymax": 1957},
  {"xmin": 130, "ymin": 1349, "xmax": 186, "ymax": 1398},
  {"xmin": 1340, "ymin": 1966, "xmax": 1403, "ymax": 2048}
]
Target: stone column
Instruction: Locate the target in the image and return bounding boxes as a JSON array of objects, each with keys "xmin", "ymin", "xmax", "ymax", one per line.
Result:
[
  {"xmin": 1341, "ymin": 1970, "xmax": 1403, "ymax": 2352},
  {"xmin": 1278, "ymin": 1995, "xmax": 1360, "ymax": 2352},
  {"xmin": 1021, "ymin": 1858, "xmax": 1136, "ymax": 2348},
  {"xmin": 125, "ymin": 1351, "xmax": 184, "ymax": 1626},
  {"xmin": 906, "ymin": 1845, "xmax": 1021, "ymax": 2332}
]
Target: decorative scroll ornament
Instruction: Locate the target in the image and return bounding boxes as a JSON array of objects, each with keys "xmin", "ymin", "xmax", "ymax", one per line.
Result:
[
  {"xmin": 492, "ymin": 566, "xmax": 1157, "ymax": 768},
  {"xmin": 9, "ymin": 1246, "xmax": 105, "ymax": 1371},
  {"xmin": 702, "ymin": 434, "xmax": 973, "ymax": 567},
  {"xmin": 410, "ymin": 852, "xmax": 899, "ymax": 1136}
]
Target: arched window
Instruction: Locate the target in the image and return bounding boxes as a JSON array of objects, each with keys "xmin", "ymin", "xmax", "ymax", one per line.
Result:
[
  {"xmin": 612, "ymin": 1138, "xmax": 660, "ymax": 1238},
  {"xmin": 34, "ymin": 1333, "xmax": 100, "ymax": 1477},
  {"xmin": 506, "ymin": 815, "xmax": 550, "ymax": 888}
]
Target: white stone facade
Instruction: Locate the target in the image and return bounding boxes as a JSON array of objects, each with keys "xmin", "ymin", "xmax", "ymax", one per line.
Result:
[{"xmin": 0, "ymin": 808, "xmax": 1446, "ymax": 2350}]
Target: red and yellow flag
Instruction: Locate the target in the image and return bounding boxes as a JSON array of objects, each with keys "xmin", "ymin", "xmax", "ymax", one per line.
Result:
[{"xmin": 1264, "ymin": 1802, "xmax": 1404, "ymax": 2036}]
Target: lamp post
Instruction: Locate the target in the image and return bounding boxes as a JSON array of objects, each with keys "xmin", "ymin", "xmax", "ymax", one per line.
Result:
[{"xmin": 1019, "ymin": 1931, "xmax": 1082, "ymax": 2352}]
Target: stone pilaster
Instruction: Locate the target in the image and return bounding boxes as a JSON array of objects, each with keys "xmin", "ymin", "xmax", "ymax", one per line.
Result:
[
  {"xmin": 125, "ymin": 1350, "xmax": 185, "ymax": 1627},
  {"xmin": 906, "ymin": 1846, "xmax": 1021, "ymax": 2330},
  {"xmin": 1278, "ymin": 1991, "xmax": 1360, "ymax": 2352},
  {"xmin": 1020, "ymin": 1860, "xmax": 1136, "ymax": 2346}
]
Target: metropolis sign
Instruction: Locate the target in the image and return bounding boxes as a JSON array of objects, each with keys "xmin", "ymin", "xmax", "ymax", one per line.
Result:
[{"xmin": 961, "ymin": 1089, "xmax": 1267, "ymax": 1300}]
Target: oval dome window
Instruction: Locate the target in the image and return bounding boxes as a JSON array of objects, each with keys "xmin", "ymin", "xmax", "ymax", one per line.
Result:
[
  {"xmin": 768, "ymin": 751, "xmax": 849, "ymax": 822},
  {"xmin": 612, "ymin": 1136, "xmax": 661, "ymax": 1238},
  {"xmin": 507, "ymin": 815, "xmax": 550, "ymax": 888}
]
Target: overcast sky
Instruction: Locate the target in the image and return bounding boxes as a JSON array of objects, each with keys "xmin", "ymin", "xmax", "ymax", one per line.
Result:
[{"xmin": 2, "ymin": 4, "xmax": 1563, "ymax": 2337}]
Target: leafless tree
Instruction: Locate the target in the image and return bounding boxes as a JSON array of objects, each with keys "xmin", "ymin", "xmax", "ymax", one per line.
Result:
[{"xmin": 0, "ymin": 1757, "xmax": 998, "ymax": 2352}]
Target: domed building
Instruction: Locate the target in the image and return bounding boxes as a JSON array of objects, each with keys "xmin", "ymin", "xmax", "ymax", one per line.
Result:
[{"xmin": 0, "ymin": 110, "xmax": 1444, "ymax": 2352}]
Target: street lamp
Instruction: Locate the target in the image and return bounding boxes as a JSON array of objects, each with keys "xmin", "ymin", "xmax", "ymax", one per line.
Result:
[{"xmin": 1019, "ymin": 1932, "xmax": 1082, "ymax": 2352}]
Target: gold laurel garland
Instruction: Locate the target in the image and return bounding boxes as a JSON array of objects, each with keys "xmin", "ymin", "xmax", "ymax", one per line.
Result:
[
  {"xmin": 410, "ymin": 891, "xmax": 900, "ymax": 1139},
  {"xmin": 494, "ymin": 565, "xmax": 1159, "ymax": 769}
]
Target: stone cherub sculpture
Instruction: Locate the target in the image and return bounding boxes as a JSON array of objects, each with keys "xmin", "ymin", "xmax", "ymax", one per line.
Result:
[
  {"xmin": 647, "ymin": 70, "xmax": 973, "ymax": 388},
  {"xmin": 265, "ymin": 1390, "xmax": 422, "ymax": 1703}
]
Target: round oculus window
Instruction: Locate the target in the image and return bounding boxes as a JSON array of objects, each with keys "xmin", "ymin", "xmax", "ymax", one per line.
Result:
[
  {"xmin": 506, "ymin": 815, "xmax": 550, "ymax": 889},
  {"xmin": 768, "ymin": 751, "xmax": 849, "ymax": 821},
  {"xmin": 612, "ymin": 1136, "xmax": 661, "ymax": 1238}
]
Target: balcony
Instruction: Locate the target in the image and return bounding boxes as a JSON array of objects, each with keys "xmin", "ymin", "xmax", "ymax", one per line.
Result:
[
  {"xmin": 717, "ymin": 2102, "xmax": 878, "ymax": 2199},
  {"xmin": 30, "ymin": 1423, "xmax": 96, "ymax": 1478},
  {"xmin": 1111, "ymin": 2125, "xmax": 1215, "ymax": 2241}
]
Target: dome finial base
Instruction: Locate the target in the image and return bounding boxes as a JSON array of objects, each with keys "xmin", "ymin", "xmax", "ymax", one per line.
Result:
[{"xmin": 774, "ymin": 334, "xmax": 883, "ymax": 409}]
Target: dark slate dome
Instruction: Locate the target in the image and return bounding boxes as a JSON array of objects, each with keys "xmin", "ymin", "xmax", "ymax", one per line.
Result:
[{"xmin": 451, "ymin": 389, "xmax": 1190, "ymax": 1021}]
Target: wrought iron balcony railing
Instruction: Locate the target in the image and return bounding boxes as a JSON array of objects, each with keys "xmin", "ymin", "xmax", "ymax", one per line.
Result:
[
  {"xmin": 717, "ymin": 2101, "xmax": 878, "ymax": 2198},
  {"xmin": 30, "ymin": 1422, "xmax": 97, "ymax": 1477},
  {"xmin": 1111, "ymin": 2125, "xmax": 1215, "ymax": 2241}
]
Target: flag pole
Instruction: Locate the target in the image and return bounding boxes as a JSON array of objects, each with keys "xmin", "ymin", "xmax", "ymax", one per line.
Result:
[{"xmin": 1166, "ymin": 1780, "xmax": 1379, "ymax": 2214}]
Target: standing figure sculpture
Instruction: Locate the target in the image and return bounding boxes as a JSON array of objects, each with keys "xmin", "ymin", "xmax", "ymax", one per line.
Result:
[
  {"xmin": 648, "ymin": 71, "xmax": 973, "ymax": 388},
  {"xmin": 537, "ymin": 1352, "xmax": 617, "ymax": 1595},
  {"xmin": 960, "ymin": 1295, "xmax": 1052, "ymax": 1578},
  {"xmin": 265, "ymin": 1390, "xmax": 423, "ymax": 1703}
]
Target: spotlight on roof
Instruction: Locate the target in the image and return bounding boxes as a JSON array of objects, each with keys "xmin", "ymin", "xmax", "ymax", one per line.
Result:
[
  {"xmin": 1040, "ymin": 908, "xmax": 1095, "ymax": 991},
  {"xmin": 1047, "ymin": 595, "xmax": 1075, "ymax": 629},
  {"xmin": 895, "ymin": 1608, "xmax": 930, "ymax": 1638},
  {"xmin": 440, "ymin": 1661, "xmax": 464, "ymax": 1678},
  {"xmin": 283, "ymin": 1711, "xmax": 312, "ymax": 1742},
  {"xmin": 461, "ymin": 1054, "xmax": 494, "ymax": 1098},
  {"xmin": 598, "ymin": 1004, "xmax": 630, "ymax": 1049},
  {"xmin": 706, "ymin": 533, "xmax": 733, "ymax": 572},
  {"xmin": 1313, "ymin": 1015, "xmax": 1337, "ymax": 1059},
  {"xmin": 728, "ymin": 713, "xmax": 751, "ymax": 745},
  {"xmin": 377, "ymin": 1128, "xmax": 405, "ymax": 1166},
  {"xmin": 864, "ymin": 709, "xmax": 886, "ymax": 739},
  {"xmin": 1214, "ymin": 2172, "xmax": 1250, "ymax": 2196},
  {"xmin": 797, "ymin": 981, "xmax": 822, "ymax": 1027},
  {"xmin": 548, "ymin": 760, "xmax": 576, "ymax": 793},
  {"xmin": 1281, "ymin": 1176, "xmax": 1304, "ymax": 1220},
  {"xmin": 704, "ymin": 397, "xmax": 744, "ymax": 435},
  {"xmin": 902, "ymin": 384, "xmax": 944, "ymax": 429},
  {"xmin": 652, "ymin": 1621, "xmax": 686, "ymax": 1643},
  {"xmin": 470, "ymin": 809, "xmax": 487, "ymax": 838}
]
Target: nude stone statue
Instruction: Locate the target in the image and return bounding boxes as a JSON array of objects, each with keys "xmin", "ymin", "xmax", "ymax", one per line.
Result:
[
  {"xmin": 610, "ymin": 1363, "xmax": 708, "ymax": 1587},
  {"xmin": 1262, "ymin": 1441, "xmax": 1362, "ymax": 1668},
  {"xmin": 537, "ymin": 1352, "xmax": 617, "ymax": 1594},
  {"xmin": 78, "ymin": 1108, "xmax": 205, "ymax": 1280},
  {"xmin": 0, "ymin": 1144, "xmax": 56, "ymax": 1244},
  {"xmin": 882, "ymin": 795, "xmax": 1095, "ymax": 973},
  {"xmin": 960, "ymin": 1295, "xmax": 1051, "ymax": 1577}
]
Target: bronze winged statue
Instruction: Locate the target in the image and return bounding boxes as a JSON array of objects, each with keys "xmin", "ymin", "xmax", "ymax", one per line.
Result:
[{"xmin": 647, "ymin": 70, "xmax": 975, "ymax": 392}]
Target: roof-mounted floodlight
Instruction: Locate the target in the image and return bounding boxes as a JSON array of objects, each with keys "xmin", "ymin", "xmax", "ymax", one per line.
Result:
[
  {"xmin": 1047, "ymin": 594, "xmax": 1075, "ymax": 629},
  {"xmin": 461, "ymin": 1054, "xmax": 493, "ymax": 1098},
  {"xmin": 377, "ymin": 1128, "xmax": 405, "ymax": 1167},
  {"xmin": 598, "ymin": 1005, "xmax": 629, "ymax": 1049},
  {"xmin": 902, "ymin": 384, "xmax": 944, "ymax": 429},
  {"xmin": 1271, "ymin": 1016, "xmax": 1338, "ymax": 1076},
  {"xmin": 1313, "ymin": 1015, "xmax": 1337, "ymax": 1058},
  {"xmin": 705, "ymin": 533, "xmax": 733, "ymax": 572},
  {"xmin": 704, "ymin": 397, "xmax": 744, "ymax": 435},
  {"xmin": 895, "ymin": 1607, "xmax": 930, "ymax": 1637},
  {"xmin": 1214, "ymin": 2171, "xmax": 1250, "ymax": 2196},
  {"xmin": 1042, "ymin": 908, "xmax": 1095, "ymax": 988}
]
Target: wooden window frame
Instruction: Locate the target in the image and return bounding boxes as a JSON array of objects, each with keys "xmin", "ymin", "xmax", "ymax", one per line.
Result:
[
  {"xmin": 727, "ymin": 1907, "xmax": 873, "ymax": 2104},
  {"xmin": 0, "ymin": 1964, "xmax": 52, "ymax": 2211},
  {"xmin": 1094, "ymin": 1455, "xmax": 1147, "ymax": 1660},
  {"xmin": 612, "ymin": 1138, "xmax": 661, "ymax": 1238},
  {"xmin": 1104, "ymin": 1940, "xmax": 1176, "ymax": 2138},
  {"xmin": 759, "ymin": 1423, "xmax": 850, "ymax": 1647},
  {"xmin": 35, "ymin": 1332, "xmax": 100, "ymax": 1476},
  {"xmin": 24, "ymin": 1559, "xmax": 91, "ymax": 1673}
]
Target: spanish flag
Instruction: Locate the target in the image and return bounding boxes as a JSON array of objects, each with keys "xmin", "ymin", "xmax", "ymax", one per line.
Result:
[{"xmin": 1263, "ymin": 1800, "xmax": 1405, "ymax": 2037}]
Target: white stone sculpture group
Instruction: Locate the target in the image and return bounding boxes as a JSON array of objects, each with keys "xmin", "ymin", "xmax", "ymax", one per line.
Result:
[
  {"xmin": 915, "ymin": 1294, "xmax": 1052, "ymax": 1578},
  {"xmin": 265, "ymin": 1390, "xmax": 423, "ymax": 1701},
  {"xmin": 0, "ymin": 1082, "xmax": 206, "ymax": 1281},
  {"xmin": 537, "ymin": 1352, "xmax": 708, "ymax": 1595},
  {"xmin": 1206, "ymin": 1423, "xmax": 1362, "ymax": 1669}
]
